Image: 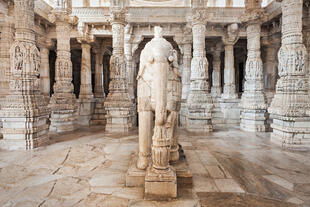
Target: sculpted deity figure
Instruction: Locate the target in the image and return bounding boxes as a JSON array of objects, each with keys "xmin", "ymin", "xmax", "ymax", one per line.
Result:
[
  {"xmin": 136, "ymin": 26, "xmax": 182, "ymax": 170},
  {"xmin": 15, "ymin": 46, "xmax": 23, "ymax": 71}
]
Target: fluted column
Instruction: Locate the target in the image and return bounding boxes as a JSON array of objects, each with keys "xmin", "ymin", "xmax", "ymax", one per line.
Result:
[
  {"xmin": 268, "ymin": 0, "xmax": 310, "ymax": 149},
  {"xmin": 186, "ymin": 9, "xmax": 213, "ymax": 133},
  {"xmin": 48, "ymin": 9, "xmax": 78, "ymax": 133},
  {"xmin": 104, "ymin": 8, "xmax": 134, "ymax": 132},
  {"xmin": 211, "ymin": 44, "xmax": 222, "ymax": 98},
  {"xmin": 0, "ymin": 0, "xmax": 50, "ymax": 150},
  {"xmin": 240, "ymin": 7, "xmax": 268, "ymax": 132}
]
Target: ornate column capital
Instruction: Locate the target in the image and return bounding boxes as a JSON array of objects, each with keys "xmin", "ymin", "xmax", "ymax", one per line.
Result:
[
  {"xmin": 109, "ymin": 8, "xmax": 127, "ymax": 25},
  {"xmin": 48, "ymin": 11, "xmax": 78, "ymax": 26},
  {"xmin": 222, "ymin": 23, "xmax": 239, "ymax": 46},
  {"xmin": 187, "ymin": 8, "xmax": 211, "ymax": 26}
]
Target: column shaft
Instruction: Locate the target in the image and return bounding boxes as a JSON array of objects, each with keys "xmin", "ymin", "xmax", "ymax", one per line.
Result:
[
  {"xmin": 186, "ymin": 13, "xmax": 213, "ymax": 132},
  {"xmin": 40, "ymin": 47, "xmax": 50, "ymax": 99},
  {"xmin": 222, "ymin": 44, "xmax": 237, "ymax": 99},
  {"xmin": 240, "ymin": 21, "xmax": 267, "ymax": 132},
  {"xmin": 0, "ymin": 0, "xmax": 50, "ymax": 150},
  {"xmin": 104, "ymin": 9, "xmax": 134, "ymax": 132},
  {"xmin": 80, "ymin": 43, "xmax": 93, "ymax": 98},
  {"xmin": 49, "ymin": 17, "xmax": 78, "ymax": 132},
  {"xmin": 211, "ymin": 50, "xmax": 222, "ymax": 97},
  {"xmin": 268, "ymin": 0, "xmax": 310, "ymax": 149}
]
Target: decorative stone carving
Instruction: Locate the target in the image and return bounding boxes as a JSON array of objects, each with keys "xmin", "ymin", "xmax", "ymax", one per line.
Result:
[
  {"xmin": 90, "ymin": 46, "xmax": 107, "ymax": 126},
  {"xmin": 104, "ymin": 8, "xmax": 135, "ymax": 132},
  {"xmin": 268, "ymin": 0, "xmax": 310, "ymax": 150},
  {"xmin": 211, "ymin": 43, "xmax": 222, "ymax": 98},
  {"xmin": 221, "ymin": 23, "xmax": 239, "ymax": 100},
  {"xmin": 262, "ymin": 35, "xmax": 281, "ymax": 105},
  {"xmin": 49, "ymin": 8, "xmax": 79, "ymax": 133},
  {"xmin": 186, "ymin": 9, "xmax": 213, "ymax": 133},
  {"xmin": 37, "ymin": 38, "xmax": 54, "ymax": 102},
  {"xmin": 77, "ymin": 39, "xmax": 94, "ymax": 126},
  {"xmin": 240, "ymin": 1, "xmax": 268, "ymax": 132},
  {"xmin": 137, "ymin": 26, "xmax": 179, "ymax": 199},
  {"xmin": 0, "ymin": 0, "xmax": 50, "ymax": 150}
]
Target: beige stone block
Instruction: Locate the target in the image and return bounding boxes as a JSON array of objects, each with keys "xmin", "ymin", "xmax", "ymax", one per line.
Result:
[{"xmin": 214, "ymin": 179, "xmax": 244, "ymax": 193}]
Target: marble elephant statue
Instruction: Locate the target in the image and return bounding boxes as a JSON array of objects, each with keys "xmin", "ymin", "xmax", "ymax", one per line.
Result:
[{"xmin": 136, "ymin": 26, "xmax": 182, "ymax": 170}]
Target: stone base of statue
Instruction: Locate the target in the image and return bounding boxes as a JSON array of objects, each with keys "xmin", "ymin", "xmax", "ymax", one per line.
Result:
[
  {"xmin": 126, "ymin": 151, "xmax": 192, "ymax": 188},
  {"xmin": 90, "ymin": 98, "xmax": 106, "ymax": 126},
  {"xmin": 240, "ymin": 110, "xmax": 268, "ymax": 132},
  {"xmin": 270, "ymin": 116, "xmax": 310, "ymax": 151},
  {"xmin": 220, "ymin": 98, "xmax": 240, "ymax": 124},
  {"xmin": 144, "ymin": 166, "xmax": 177, "ymax": 200}
]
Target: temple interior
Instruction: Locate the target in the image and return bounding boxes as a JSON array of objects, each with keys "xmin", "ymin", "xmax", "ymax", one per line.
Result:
[{"xmin": 0, "ymin": 0, "xmax": 310, "ymax": 206}]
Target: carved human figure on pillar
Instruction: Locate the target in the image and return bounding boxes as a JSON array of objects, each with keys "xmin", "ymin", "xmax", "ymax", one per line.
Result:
[
  {"xmin": 136, "ymin": 26, "xmax": 182, "ymax": 171},
  {"xmin": 137, "ymin": 26, "xmax": 179, "ymax": 199}
]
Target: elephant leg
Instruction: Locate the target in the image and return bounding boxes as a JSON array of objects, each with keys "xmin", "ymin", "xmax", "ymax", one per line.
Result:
[
  {"xmin": 168, "ymin": 111, "xmax": 179, "ymax": 163},
  {"xmin": 137, "ymin": 111, "xmax": 153, "ymax": 170}
]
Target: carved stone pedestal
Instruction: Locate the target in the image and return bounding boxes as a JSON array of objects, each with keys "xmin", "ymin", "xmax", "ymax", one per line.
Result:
[
  {"xmin": 77, "ymin": 98, "xmax": 95, "ymax": 126},
  {"xmin": 240, "ymin": 110, "xmax": 268, "ymax": 132},
  {"xmin": 90, "ymin": 98, "xmax": 106, "ymax": 126},
  {"xmin": 270, "ymin": 117, "xmax": 310, "ymax": 150},
  {"xmin": 145, "ymin": 167, "xmax": 177, "ymax": 200},
  {"xmin": 220, "ymin": 98, "xmax": 241, "ymax": 124}
]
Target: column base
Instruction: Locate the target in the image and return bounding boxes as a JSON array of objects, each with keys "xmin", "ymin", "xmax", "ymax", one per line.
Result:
[
  {"xmin": 49, "ymin": 110, "xmax": 77, "ymax": 133},
  {"xmin": 186, "ymin": 116, "xmax": 213, "ymax": 133},
  {"xmin": 105, "ymin": 107, "xmax": 134, "ymax": 133},
  {"xmin": 270, "ymin": 117, "xmax": 310, "ymax": 151},
  {"xmin": 90, "ymin": 98, "xmax": 106, "ymax": 126},
  {"xmin": 211, "ymin": 97, "xmax": 224, "ymax": 126},
  {"xmin": 77, "ymin": 97, "xmax": 94, "ymax": 126},
  {"xmin": 145, "ymin": 166, "xmax": 177, "ymax": 200},
  {"xmin": 219, "ymin": 98, "xmax": 241, "ymax": 124},
  {"xmin": 0, "ymin": 116, "xmax": 50, "ymax": 150},
  {"xmin": 240, "ymin": 110, "xmax": 268, "ymax": 132}
]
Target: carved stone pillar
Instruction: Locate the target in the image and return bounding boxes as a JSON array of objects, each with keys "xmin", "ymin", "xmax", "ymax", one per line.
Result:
[
  {"xmin": 0, "ymin": 0, "xmax": 50, "ymax": 150},
  {"xmin": 77, "ymin": 42, "xmax": 94, "ymax": 126},
  {"xmin": 0, "ymin": 17, "xmax": 14, "ymax": 139},
  {"xmin": 91, "ymin": 47, "xmax": 106, "ymax": 125},
  {"xmin": 48, "ymin": 10, "xmax": 78, "ymax": 133},
  {"xmin": 240, "ymin": 8, "xmax": 268, "ymax": 132},
  {"xmin": 124, "ymin": 24, "xmax": 135, "ymax": 102},
  {"xmin": 38, "ymin": 39, "xmax": 54, "ymax": 101},
  {"xmin": 179, "ymin": 29, "xmax": 192, "ymax": 128},
  {"xmin": 221, "ymin": 24, "xmax": 239, "ymax": 100},
  {"xmin": 220, "ymin": 23, "xmax": 240, "ymax": 123},
  {"xmin": 104, "ymin": 8, "xmax": 134, "ymax": 132},
  {"xmin": 262, "ymin": 35, "xmax": 280, "ymax": 105},
  {"xmin": 186, "ymin": 9, "xmax": 213, "ymax": 133},
  {"xmin": 303, "ymin": 4, "xmax": 310, "ymax": 96},
  {"xmin": 268, "ymin": 0, "xmax": 310, "ymax": 150},
  {"xmin": 211, "ymin": 43, "xmax": 222, "ymax": 98}
]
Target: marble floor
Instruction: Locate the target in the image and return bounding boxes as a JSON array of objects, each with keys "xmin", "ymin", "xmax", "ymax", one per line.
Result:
[{"xmin": 0, "ymin": 125, "xmax": 309, "ymax": 207}]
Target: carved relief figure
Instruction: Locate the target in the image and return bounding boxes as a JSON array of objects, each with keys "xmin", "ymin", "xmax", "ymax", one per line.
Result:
[
  {"xmin": 15, "ymin": 46, "xmax": 23, "ymax": 71},
  {"xmin": 136, "ymin": 26, "xmax": 182, "ymax": 170}
]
